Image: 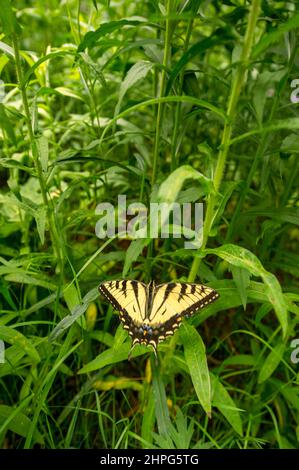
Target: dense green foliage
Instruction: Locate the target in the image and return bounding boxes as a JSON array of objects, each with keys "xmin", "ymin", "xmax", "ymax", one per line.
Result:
[{"xmin": 0, "ymin": 0, "xmax": 299, "ymax": 449}]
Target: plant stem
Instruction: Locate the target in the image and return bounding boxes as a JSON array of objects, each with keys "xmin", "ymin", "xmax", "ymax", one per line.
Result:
[
  {"xmin": 12, "ymin": 34, "xmax": 48, "ymax": 206},
  {"xmin": 225, "ymin": 41, "xmax": 298, "ymax": 243},
  {"xmin": 12, "ymin": 33, "xmax": 64, "ymax": 276},
  {"xmin": 171, "ymin": 16, "xmax": 194, "ymax": 171},
  {"xmin": 148, "ymin": 1, "xmax": 173, "ymax": 276},
  {"xmin": 188, "ymin": 0, "xmax": 261, "ymax": 282},
  {"xmin": 151, "ymin": 0, "xmax": 173, "ymax": 187}
]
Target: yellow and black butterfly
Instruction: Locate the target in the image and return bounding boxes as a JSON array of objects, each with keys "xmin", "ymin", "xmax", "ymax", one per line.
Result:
[{"xmin": 99, "ymin": 280, "xmax": 219, "ymax": 356}]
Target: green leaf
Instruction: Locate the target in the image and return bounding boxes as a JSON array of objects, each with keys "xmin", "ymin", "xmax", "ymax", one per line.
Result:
[
  {"xmin": 152, "ymin": 359, "xmax": 172, "ymax": 438},
  {"xmin": 0, "ymin": 344, "xmax": 27, "ymax": 378},
  {"xmin": 0, "ymin": 158, "xmax": 35, "ymax": 174},
  {"xmin": 82, "ymin": 287, "xmax": 99, "ymax": 305},
  {"xmin": 158, "ymin": 165, "xmax": 213, "ymax": 203},
  {"xmin": 0, "ymin": 325, "xmax": 40, "ymax": 363},
  {"xmin": 77, "ymin": 342, "xmax": 148, "ymax": 373},
  {"xmin": 255, "ymin": 303, "xmax": 272, "ymax": 328},
  {"xmin": 222, "ymin": 354, "xmax": 256, "ymax": 367},
  {"xmin": 281, "ymin": 134, "xmax": 299, "ymax": 154},
  {"xmin": 258, "ymin": 342, "xmax": 286, "ymax": 383},
  {"xmin": 35, "ymin": 206, "xmax": 46, "ymax": 245},
  {"xmin": 77, "ymin": 19, "xmax": 146, "ymax": 52},
  {"xmin": 205, "ymin": 244, "xmax": 288, "ymax": 337},
  {"xmin": 21, "ymin": 51, "xmax": 75, "ymax": 87},
  {"xmin": 115, "ymin": 60, "xmax": 153, "ymax": 117},
  {"xmin": 166, "ymin": 35, "xmax": 226, "ymax": 94},
  {"xmin": 49, "ymin": 289, "xmax": 94, "ymax": 340},
  {"xmin": 211, "ymin": 374, "xmax": 243, "ymax": 436},
  {"xmin": 243, "ymin": 207, "xmax": 299, "ymax": 226},
  {"xmin": 0, "ymin": 0, "xmax": 21, "ymax": 35},
  {"xmin": 122, "ymin": 238, "xmax": 150, "ymax": 277},
  {"xmin": 252, "ymin": 70, "xmax": 286, "ymax": 125},
  {"xmin": 63, "ymin": 283, "xmax": 81, "ymax": 313},
  {"xmin": 89, "ymin": 331, "xmax": 114, "ymax": 348},
  {"xmin": 54, "ymin": 87, "xmax": 84, "ymax": 101},
  {"xmin": 280, "ymin": 386, "xmax": 299, "ymax": 412},
  {"xmin": 253, "ymin": 12, "xmax": 299, "ymax": 58},
  {"xmin": 93, "ymin": 375, "xmax": 143, "ymax": 391},
  {"xmin": 141, "ymin": 388, "xmax": 155, "ymax": 447},
  {"xmin": 231, "ymin": 266, "xmax": 251, "ymax": 310},
  {"xmin": 0, "ymin": 280, "xmax": 17, "ymax": 310},
  {"xmin": 262, "ymin": 272, "xmax": 289, "ymax": 338},
  {"xmin": 212, "ymin": 181, "xmax": 239, "ymax": 227},
  {"xmin": 0, "ymin": 40, "xmax": 14, "ymax": 57},
  {"xmin": 49, "ymin": 288, "xmax": 98, "ymax": 342},
  {"xmin": 168, "ymin": 408, "xmax": 195, "ymax": 449},
  {"xmin": 206, "ymin": 244, "xmax": 265, "ymax": 277},
  {"xmin": 36, "ymin": 135, "xmax": 49, "ymax": 173},
  {"xmin": 0, "ymin": 104, "xmax": 16, "ymax": 145},
  {"xmin": 0, "ymin": 401, "xmax": 43, "ymax": 444},
  {"xmin": 230, "ymin": 118, "xmax": 299, "ymax": 146},
  {"xmin": 4, "ymin": 272, "xmax": 56, "ymax": 290},
  {"xmin": 113, "ymin": 324, "xmax": 128, "ymax": 350},
  {"xmin": 92, "ymin": 0, "xmax": 98, "ymax": 10},
  {"xmin": 181, "ymin": 323, "xmax": 211, "ymax": 417},
  {"xmin": 100, "ymin": 96, "xmax": 226, "ymax": 146}
]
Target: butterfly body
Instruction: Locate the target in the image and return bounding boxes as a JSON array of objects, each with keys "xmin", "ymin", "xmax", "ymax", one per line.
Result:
[{"xmin": 99, "ymin": 279, "xmax": 219, "ymax": 355}]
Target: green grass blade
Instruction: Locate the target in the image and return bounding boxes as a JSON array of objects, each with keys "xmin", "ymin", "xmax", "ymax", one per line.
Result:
[
  {"xmin": 0, "ymin": 397, "xmax": 43, "ymax": 444},
  {"xmin": 0, "ymin": 325, "xmax": 40, "ymax": 363},
  {"xmin": 258, "ymin": 342, "xmax": 286, "ymax": 384},
  {"xmin": 211, "ymin": 374, "xmax": 243, "ymax": 437},
  {"xmin": 181, "ymin": 323, "xmax": 211, "ymax": 417},
  {"xmin": 205, "ymin": 244, "xmax": 288, "ymax": 337}
]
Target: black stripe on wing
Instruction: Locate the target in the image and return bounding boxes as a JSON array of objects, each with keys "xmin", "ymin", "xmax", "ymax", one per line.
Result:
[
  {"xmin": 154, "ymin": 282, "xmax": 219, "ymax": 318},
  {"xmin": 99, "ymin": 280, "xmax": 143, "ymax": 312},
  {"xmin": 178, "ymin": 283, "xmax": 187, "ymax": 302},
  {"xmin": 99, "ymin": 282, "xmax": 125, "ymax": 314},
  {"xmin": 179, "ymin": 289, "xmax": 219, "ymax": 317},
  {"xmin": 99, "ymin": 280, "xmax": 143, "ymax": 332},
  {"xmin": 150, "ymin": 282, "xmax": 176, "ymax": 319}
]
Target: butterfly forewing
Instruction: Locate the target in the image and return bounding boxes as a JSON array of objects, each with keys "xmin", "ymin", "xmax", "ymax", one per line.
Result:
[
  {"xmin": 150, "ymin": 282, "xmax": 218, "ymax": 322},
  {"xmin": 99, "ymin": 280, "xmax": 147, "ymax": 324}
]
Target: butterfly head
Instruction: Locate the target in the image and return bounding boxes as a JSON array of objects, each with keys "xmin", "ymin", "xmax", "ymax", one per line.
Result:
[{"xmin": 147, "ymin": 279, "xmax": 156, "ymax": 290}]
